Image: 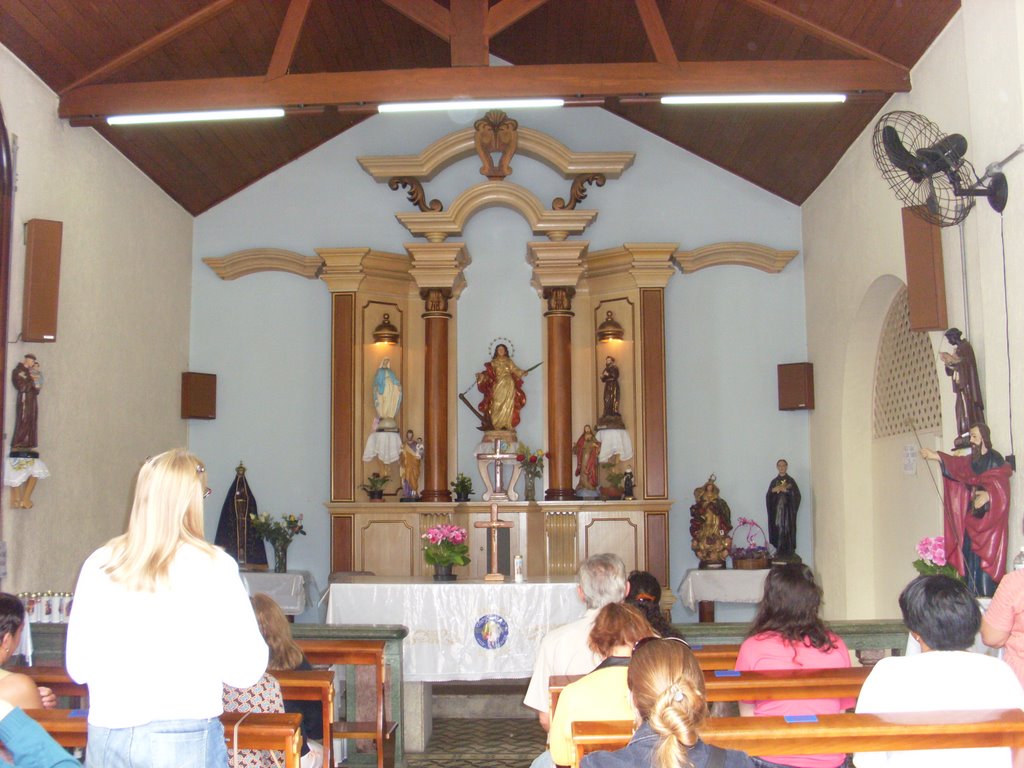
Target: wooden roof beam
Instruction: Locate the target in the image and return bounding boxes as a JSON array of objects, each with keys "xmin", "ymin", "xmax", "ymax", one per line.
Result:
[
  {"xmin": 377, "ymin": 0, "xmax": 450, "ymax": 42},
  {"xmin": 266, "ymin": 0, "xmax": 313, "ymax": 80},
  {"xmin": 634, "ymin": 0, "xmax": 677, "ymax": 65},
  {"xmin": 450, "ymin": 0, "xmax": 489, "ymax": 66},
  {"xmin": 59, "ymin": 0, "xmax": 239, "ymax": 95},
  {"xmin": 59, "ymin": 59, "xmax": 910, "ymax": 119},
  {"xmin": 485, "ymin": 0, "xmax": 553, "ymax": 37},
  {"xmin": 736, "ymin": 0, "xmax": 907, "ymax": 71}
]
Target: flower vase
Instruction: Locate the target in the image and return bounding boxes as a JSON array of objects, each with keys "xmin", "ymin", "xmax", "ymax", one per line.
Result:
[
  {"xmin": 524, "ymin": 474, "xmax": 536, "ymax": 502},
  {"xmin": 272, "ymin": 540, "xmax": 289, "ymax": 573},
  {"xmin": 432, "ymin": 563, "xmax": 456, "ymax": 582}
]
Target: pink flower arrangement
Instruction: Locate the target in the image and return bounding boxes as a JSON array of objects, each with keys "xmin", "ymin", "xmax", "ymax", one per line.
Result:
[
  {"xmin": 912, "ymin": 536, "xmax": 962, "ymax": 581},
  {"xmin": 422, "ymin": 524, "xmax": 471, "ymax": 567}
]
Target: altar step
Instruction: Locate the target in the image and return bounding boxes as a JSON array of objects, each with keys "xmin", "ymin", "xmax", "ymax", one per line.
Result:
[{"xmin": 432, "ymin": 679, "xmax": 534, "ymax": 719}]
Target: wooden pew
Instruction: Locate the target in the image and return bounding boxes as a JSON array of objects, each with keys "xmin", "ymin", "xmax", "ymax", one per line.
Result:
[
  {"xmin": 27, "ymin": 709, "xmax": 303, "ymax": 768},
  {"xmin": 550, "ymin": 665, "xmax": 870, "ymax": 714},
  {"xmin": 295, "ymin": 638, "xmax": 396, "ymax": 768},
  {"xmin": 271, "ymin": 669, "xmax": 334, "ymax": 768},
  {"xmin": 16, "ymin": 666, "xmax": 332, "ymax": 768},
  {"xmin": 690, "ymin": 644, "xmax": 740, "ymax": 671},
  {"xmin": 572, "ymin": 708, "xmax": 1024, "ymax": 764}
]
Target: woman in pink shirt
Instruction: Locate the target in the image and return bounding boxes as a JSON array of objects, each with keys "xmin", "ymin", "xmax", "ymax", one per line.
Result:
[
  {"xmin": 735, "ymin": 564, "xmax": 855, "ymax": 768},
  {"xmin": 980, "ymin": 568, "xmax": 1024, "ymax": 686}
]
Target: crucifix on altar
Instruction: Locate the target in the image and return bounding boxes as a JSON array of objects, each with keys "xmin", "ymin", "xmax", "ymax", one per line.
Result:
[{"xmin": 475, "ymin": 502, "xmax": 513, "ymax": 581}]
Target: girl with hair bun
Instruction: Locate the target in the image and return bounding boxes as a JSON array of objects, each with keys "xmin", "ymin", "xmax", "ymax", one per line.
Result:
[{"xmin": 582, "ymin": 637, "xmax": 753, "ymax": 768}]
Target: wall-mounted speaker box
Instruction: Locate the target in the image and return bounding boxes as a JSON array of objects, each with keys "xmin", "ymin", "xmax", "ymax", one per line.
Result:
[
  {"xmin": 181, "ymin": 372, "xmax": 216, "ymax": 419},
  {"xmin": 778, "ymin": 363, "xmax": 814, "ymax": 411},
  {"xmin": 902, "ymin": 206, "xmax": 948, "ymax": 331},
  {"xmin": 22, "ymin": 219, "xmax": 63, "ymax": 342}
]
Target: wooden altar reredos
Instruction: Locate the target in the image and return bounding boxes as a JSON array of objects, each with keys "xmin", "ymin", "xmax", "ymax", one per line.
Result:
[{"xmin": 202, "ymin": 112, "xmax": 797, "ymax": 585}]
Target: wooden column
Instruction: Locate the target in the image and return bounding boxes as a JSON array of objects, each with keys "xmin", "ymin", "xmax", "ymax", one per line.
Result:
[
  {"xmin": 528, "ymin": 241, "xmax": 586, "ymax": 502},
  {"xmin": 544, "ymin": 287, "xmax": 576, "ymax": 500},
  {"xmin": 406, "ymin": 242, "xmax": 468, "ymax": 503},
  {"xmin": 420, "ymin": 288, "xmax": 452, "ymax": 502}
]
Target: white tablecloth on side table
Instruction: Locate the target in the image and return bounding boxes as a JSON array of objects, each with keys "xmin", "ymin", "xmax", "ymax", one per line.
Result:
[
  {"xmin": 327, "ymin": 577, "xmax": 583, "ymax": 682},
  {"xmin": 241, "ymin": 571, "xmax": 308, "ymax": 615},
  {"xmin": 676, "ymin": 568, "xmax": 769, "ymax": 611}
]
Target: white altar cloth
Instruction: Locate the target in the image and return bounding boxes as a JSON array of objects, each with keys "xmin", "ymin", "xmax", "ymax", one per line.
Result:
[
  {"xmin": 327, "ymin": 577, "xmax": 583, "ymax": 682},
  {"xmin": 241, "ymin": 571, "xmax": 309, "ymax": 615},
  {"xmin": 676, "ymin": 568, "xmax": 769, "ymax": 611}
]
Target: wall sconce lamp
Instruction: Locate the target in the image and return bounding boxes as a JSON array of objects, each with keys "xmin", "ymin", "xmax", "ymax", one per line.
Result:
[
  {"xmin": 596, "ymin": 310, "xmax": 625, "ymax": 342},
  {"xmin": 373, "ymin": 313, "xmax": 400, "ymax": 345}
]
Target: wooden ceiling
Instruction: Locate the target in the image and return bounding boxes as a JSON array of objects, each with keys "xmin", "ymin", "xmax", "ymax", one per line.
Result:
[{"xmin": 0, "ymin": 0, "xmax": 959, "ymax": 215}]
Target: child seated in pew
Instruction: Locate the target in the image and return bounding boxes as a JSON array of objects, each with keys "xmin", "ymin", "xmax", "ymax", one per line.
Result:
[
  {"xmin": 581, "ymin": 637, "xmax": 754, "ymax": 768},
  {"xmin": 252, "ymin": 593, "xmax": 324, "ymax": 768},
  {"xmin": 541, "ymin": 603, "xmax": 654, "ymax": 768},
  {"xmin": 0, "ymin": 593, "xmax": 55, "ymax": 710},
  {"xmin": 734, "ymin": 564, "xmax": 854, "ymax": 768},
  {"xmin": 854, "ymin": 574, "xmax": 1024, "ymax": 768}
]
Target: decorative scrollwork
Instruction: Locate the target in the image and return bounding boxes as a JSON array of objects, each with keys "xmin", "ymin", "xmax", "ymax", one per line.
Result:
[
  {"xmin": 474, "ymin": 110, "xmax": 519, "ymax": 180},
  {"xmin": 388, "ymin": 176, "xmax": 443, "ymax": 212},
  {"xmin": 552, "ymin": 173, "xmax": 606, "ymax": 210}
]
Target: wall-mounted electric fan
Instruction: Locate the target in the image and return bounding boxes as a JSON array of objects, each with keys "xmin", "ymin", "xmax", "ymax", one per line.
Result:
[{"xmin": 872, "ymin": 110, "xmax": 1008, "ymax": 227}]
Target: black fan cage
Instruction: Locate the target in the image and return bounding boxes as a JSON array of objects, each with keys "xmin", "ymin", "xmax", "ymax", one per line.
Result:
[{"xmin": 872, "ymin": 110, "xmax": 976, "ymax": 227}]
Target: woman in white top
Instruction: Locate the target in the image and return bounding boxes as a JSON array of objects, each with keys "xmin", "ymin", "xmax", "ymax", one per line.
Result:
[{"xmin": 67, "ymin": 449, "xmax": 268, "ymax": 768}]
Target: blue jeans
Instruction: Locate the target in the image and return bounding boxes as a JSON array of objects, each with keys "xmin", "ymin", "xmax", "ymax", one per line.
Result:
[{"xmin": 86, "ymin": 717, "xmax": 227, "ymax": 768}]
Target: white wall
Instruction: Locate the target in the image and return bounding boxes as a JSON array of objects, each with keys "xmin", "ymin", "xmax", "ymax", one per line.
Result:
[
  {"xmin": 803, "ymin": 0, "xmax": 1024, "ymax": 618},
  {"xmin": 0, "ymin": 45, "xmax": 193, "ymax": 592},
  {"xmin": 191, "ymin": 107, "xmax": 805, "ymax": 623}
]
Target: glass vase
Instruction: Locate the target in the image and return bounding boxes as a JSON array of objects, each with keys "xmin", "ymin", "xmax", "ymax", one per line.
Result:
[
  {"xmin": 524, "ymin": 474, "xmax": 537, "ymax": 502},
  {"xmin": 272, "ymin": 540, "xmax": 289, "ymax": 573}
]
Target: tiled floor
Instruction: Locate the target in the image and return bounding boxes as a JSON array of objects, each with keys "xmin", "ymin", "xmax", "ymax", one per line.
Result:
[{"xmin": 405, "ymin": 717, "xmax": 547, "ymax": 768}]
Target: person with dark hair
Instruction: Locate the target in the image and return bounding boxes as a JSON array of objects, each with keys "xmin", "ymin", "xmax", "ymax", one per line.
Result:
[
  {"xmin": 524, "ymin": 553, "xmax": 627, "ymax": 730},
  {"xmin": 854, "ymin": 575, "xmax": 1024, "ymax": 768},
  {"xmin": 0, "ymin": 593, "xmax": 53, "ymax": 710},
  {"xmin": 582, "ymin": 637, "xmax": 753, "ymax": 768},
  {"xmin": 539, "ymin": 603, "xmax": 655, "ymax": 768},
  {"xmin": 626, "ymin": 571, "xmax": 684, "ymax": 640},
  {"xmin": 734, "ymin": 565, "xmax": 853, "ymax": 768},
  {"xmin": 921, "ymin": 422, "xmax": 1012, "ymax": 596}
]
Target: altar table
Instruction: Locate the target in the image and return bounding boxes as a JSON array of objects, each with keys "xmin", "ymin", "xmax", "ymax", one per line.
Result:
[
  {"xmin": 677, "ymin": 568, "xmax": 770, "ymax": 623},
  {"xmin": 326, "ymin": 576, "xmax": 584, "ymax": 682}
]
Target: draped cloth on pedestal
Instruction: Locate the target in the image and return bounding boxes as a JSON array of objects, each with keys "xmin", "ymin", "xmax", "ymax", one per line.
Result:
[{"xmin": 215, "ymin": 463, "xmax": 268, "ymax": 568}]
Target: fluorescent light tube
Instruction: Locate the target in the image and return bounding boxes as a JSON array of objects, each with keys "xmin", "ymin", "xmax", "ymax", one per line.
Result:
[
  {"xmin": 107, "ymin": 108, "xmax": 286, "ymax": 125},
  {"xmin": 378, "ymin": 98, "xmax": 564, "ymax": 113},
  {"xmin": 661, "ymin": 94, "xmax": 846, "ymax": 105}
]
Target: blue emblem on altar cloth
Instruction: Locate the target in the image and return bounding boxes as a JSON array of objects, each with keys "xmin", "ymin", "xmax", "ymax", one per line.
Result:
[{"xmin": 474, "ymin": 614, "xmax": 509, "ymax": 649}]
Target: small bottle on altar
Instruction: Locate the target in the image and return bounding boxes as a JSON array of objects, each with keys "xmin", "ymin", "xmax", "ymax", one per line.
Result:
[{"xmin": 514, "ymin": 554, "xmax": 524, "ymax": 583}]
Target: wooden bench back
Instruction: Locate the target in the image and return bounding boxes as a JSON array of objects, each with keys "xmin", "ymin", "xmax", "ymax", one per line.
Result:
[
  {"xmin": 27, "ymin": 709, "xmax": 303, "ymax": 768},
  {"xmin": 572, "ymin": 709, "xmax": 1024, "ymax": 764},
  {"xmin": 551, "ymin": 664, "xmax": 870, "ymax": 714},
  {"xmin": 294, "ymin": 638, "xmax": 393, "ymax": 768}
]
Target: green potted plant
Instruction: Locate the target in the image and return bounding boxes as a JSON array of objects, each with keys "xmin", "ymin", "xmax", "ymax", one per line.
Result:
[
  {"xmin": 450, "ymin": 473, "xmax": 474, "ymax": 502},
  {"xmin": 359, "ymin": 472, "xmax": 390, "ymax": 501}
]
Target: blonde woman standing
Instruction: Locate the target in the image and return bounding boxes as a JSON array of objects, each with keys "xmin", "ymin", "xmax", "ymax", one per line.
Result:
[{"xmin": 67, "ymin": 449, "xmax": 268, "ymax": 767}]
